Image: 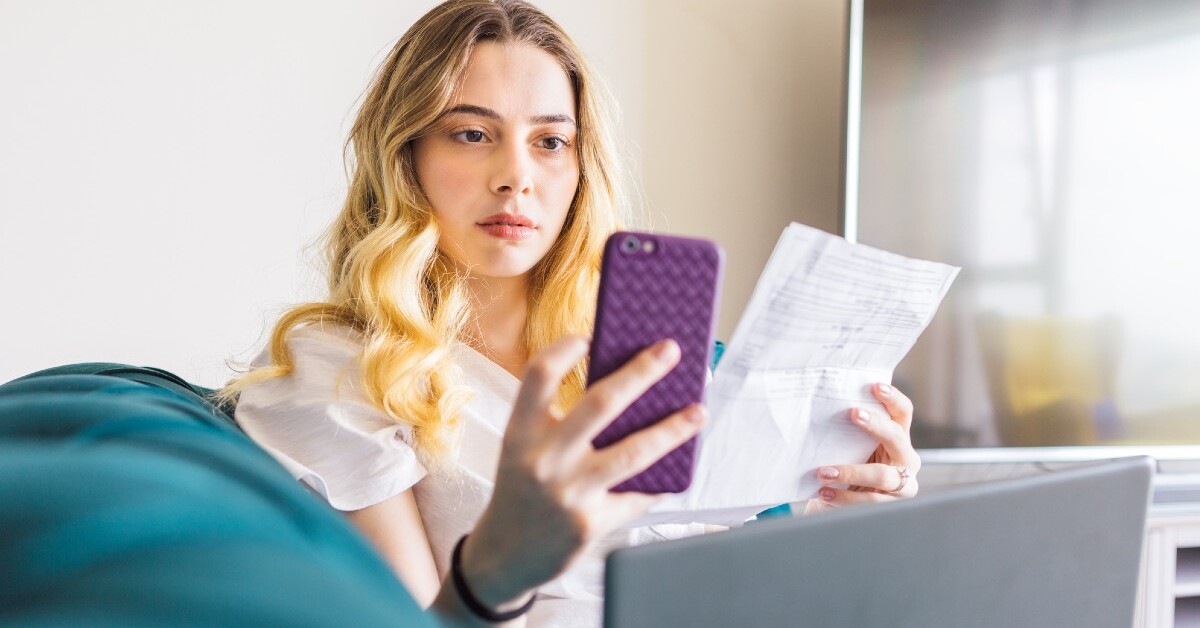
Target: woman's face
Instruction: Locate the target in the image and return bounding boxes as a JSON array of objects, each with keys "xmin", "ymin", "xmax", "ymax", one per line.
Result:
[{"xmin": 413, "ymin": 42, "xmax": 579, "ymax": 281}]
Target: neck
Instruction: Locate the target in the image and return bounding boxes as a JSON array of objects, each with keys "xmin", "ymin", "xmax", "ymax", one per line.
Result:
[{"xmin": 463, "ymin": 274, "xmax": 529, "ymax": 378}]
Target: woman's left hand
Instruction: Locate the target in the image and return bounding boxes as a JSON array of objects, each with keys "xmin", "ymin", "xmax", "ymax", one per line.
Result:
[{"xmin": 809, "ymin": 383, "xmax": 921, "ymax": 511}]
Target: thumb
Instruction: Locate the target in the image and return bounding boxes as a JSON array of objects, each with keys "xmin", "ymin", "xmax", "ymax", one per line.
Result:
[{"xmin": 508, "ymin": 335, "xmax": 589, "ymax": 436}]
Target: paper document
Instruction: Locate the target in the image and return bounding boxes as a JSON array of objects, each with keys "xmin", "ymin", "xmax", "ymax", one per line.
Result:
[{"xmin": 641, "ymin": 223, "xmax": 959, "ymax": 526}]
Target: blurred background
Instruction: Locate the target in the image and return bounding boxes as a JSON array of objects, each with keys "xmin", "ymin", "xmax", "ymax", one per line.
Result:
[{"xmin": 856, "ymin": 0, "xmax": 1200, "ymax": 448}]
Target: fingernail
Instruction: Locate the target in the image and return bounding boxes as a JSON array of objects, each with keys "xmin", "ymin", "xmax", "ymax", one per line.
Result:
[
  {"xmin": 853, "ymin": 408, "xmax": 871, "ymax": 424},
  {"xmin": 819, "ymin": 488, "xmax": 837, "ymax": 502},
  {"xmin": 818, "ymin": 467, "xmax": 840, "ymax": 480},
  {"xmin": 654, "ymin": 339, "xmax": 680, "ymax": 363},
  {"xmin": 877, "ymin": 384, "xmax": 891, "ymax": 397},
  {"xmin": 685, "ymin": 405, "xmax": 705, "ymax": 425}
]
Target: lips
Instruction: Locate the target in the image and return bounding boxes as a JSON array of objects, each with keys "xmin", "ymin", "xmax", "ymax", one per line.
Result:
[
  {"xmin": 477, "ymin": 213, "xmax": 536, "ymax": 228},
  {"xmin": 477, "ymin": 212, "xmax": 537, "ymax": 240}
]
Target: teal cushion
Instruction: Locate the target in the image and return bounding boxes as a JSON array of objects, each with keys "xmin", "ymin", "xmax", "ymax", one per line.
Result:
[{"xmin": 0, "ymin": 367, "xmax": 434, "ymax": 627}]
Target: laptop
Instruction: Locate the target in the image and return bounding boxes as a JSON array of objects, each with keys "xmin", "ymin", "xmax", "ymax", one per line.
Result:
[{"xmin": 605, "ymin": 456, "xmax": 1154, "ymax": 628}]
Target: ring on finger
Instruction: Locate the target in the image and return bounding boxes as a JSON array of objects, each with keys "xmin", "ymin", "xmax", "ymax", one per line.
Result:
[{"xmin": 889, "ymin": 466, "xmax": 909, "ymax": 494}]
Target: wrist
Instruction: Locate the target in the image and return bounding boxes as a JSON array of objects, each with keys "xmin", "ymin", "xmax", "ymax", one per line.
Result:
[{"xmin": 457, "ymin": 533, "xmax": 537, "ymax": 614}]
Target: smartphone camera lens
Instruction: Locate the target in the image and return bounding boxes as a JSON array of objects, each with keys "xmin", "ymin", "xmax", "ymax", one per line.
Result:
[{"xmin": 621, "ymin": 235, "xmax": 640, "ymax": 254}]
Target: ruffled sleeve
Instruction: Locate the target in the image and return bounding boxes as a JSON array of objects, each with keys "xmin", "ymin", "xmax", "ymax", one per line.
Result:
[{"xmin": 234, "ymin": 325, "xmax": 427, "ymax": 511}]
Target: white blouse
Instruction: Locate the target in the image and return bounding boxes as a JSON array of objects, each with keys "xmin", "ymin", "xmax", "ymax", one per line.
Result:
[{"xmin": 235, "ymin": 325, "xmax": 700, "ymax": 628}]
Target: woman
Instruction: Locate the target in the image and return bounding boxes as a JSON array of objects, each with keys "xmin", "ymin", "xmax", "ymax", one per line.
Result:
[{"xmin": 226, "ymin": 1, "xmax": 921, "ymax": 626}]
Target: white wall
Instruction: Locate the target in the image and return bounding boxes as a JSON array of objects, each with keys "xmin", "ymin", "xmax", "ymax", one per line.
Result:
[{"xmin": 0, "ymin": 0, "xmax": 846, "ymax": 387}]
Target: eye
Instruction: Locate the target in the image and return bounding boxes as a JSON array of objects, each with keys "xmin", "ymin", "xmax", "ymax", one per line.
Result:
[
  {"xmin": 452, "ymin": 129, "xmax": 487, "ymax": 143},
  {"xmin": 538, "ymin": 136, "xmax": 571, "ymax": 152}
]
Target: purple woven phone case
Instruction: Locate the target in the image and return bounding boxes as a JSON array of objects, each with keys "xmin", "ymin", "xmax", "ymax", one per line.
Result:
[{"xmin": 588, "ymin": 232, "xmax": 724, "ymax": 493}]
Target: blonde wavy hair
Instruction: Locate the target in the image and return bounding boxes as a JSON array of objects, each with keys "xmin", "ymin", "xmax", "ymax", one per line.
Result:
[{"xmin": 219, "ymin": 0, "xmax": 627, "ymax": 461}]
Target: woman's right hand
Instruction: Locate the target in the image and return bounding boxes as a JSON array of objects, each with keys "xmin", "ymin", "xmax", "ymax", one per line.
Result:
[{"xmin": 455, "ymin": 335, "xmax": 706, "ymax": 611}]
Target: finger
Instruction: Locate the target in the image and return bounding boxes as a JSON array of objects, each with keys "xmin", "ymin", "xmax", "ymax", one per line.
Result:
[
  {"xmin": 561, "ymin": 339, "xmax": 681, "ymax": 444},
  {"xmin": 587, "ymin": 404, "xmax": 705, "ymax": 488},
  {"xmin": 510, "ymin": 335, "xmax": 590, "ymax": 436},
  {"xmin": 850, "ymin": 407, "xmax": 921, "ymax": 472},
  {"xmin": 816, "ymin": 486, "xmax": 899, "ymax": 507},
  {"xmin": 816, "ymin": 462, "xmax": 908, "ymax": 493},
  {"xmin": 801, "ymin": 498, "xmax": 833, "ymax": 516},
  {"xmin": 872, "ymin": 383, "xmax": 914, "ymax": 430}
]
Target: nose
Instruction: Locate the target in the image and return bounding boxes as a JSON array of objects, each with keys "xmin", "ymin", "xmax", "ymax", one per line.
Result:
[{"xmin": 490, "ymin": 141, "xmax": 534, "ymax": 197}]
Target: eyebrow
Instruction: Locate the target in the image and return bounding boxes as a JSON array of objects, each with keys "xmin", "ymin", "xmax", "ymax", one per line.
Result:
[{"xmin": 441, "ymin": 104, "xmax": 576, "ymax": 127}]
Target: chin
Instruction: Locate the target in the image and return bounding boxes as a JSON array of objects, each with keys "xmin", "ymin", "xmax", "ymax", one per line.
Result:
[{"xmin": 467, "ymin": 253, "xmax": 542, "ymax": 281}]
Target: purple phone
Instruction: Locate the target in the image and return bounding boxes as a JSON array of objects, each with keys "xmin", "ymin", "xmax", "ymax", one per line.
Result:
[{"xmin": 587, "ymin": 231, "xmax": 725, "ymax": 493}]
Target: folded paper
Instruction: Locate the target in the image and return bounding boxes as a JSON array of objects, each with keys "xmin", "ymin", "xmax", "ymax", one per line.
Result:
[{"xmin": 638, "ymin": 223, "xmax": 960, "ymax": 526}]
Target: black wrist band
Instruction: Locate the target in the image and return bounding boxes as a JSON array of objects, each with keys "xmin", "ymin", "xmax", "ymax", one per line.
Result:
[{"xmin": 451, "ymin": 535, "xmax": 536, "ymax": 623}]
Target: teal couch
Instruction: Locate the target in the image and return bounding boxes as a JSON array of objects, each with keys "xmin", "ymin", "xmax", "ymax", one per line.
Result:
[{"xmin": 0, "ymin": 364, "xmax": 432, "ymax": 627}]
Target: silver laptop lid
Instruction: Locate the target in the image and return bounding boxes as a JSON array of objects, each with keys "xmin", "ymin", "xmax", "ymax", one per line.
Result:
[{"xmin": 605, "ymin": 456, "xmax": 1154, "ymax": 628}]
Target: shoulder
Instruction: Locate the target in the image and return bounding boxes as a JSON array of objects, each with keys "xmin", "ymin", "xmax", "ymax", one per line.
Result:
[
  {"xmin": 236, "ymin": 323, "xmax": 390, "ymax": 432},
  {"xmin": 277, "ymin": 323, "xmax": 365, "ymax": 373},
  {"xmin": 234, "ymin": 324, "xmax": 428, "ymax": 510},
  {"xmin": 249, "ymin": 324, "xmax": 367, "ymax": 397}
]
